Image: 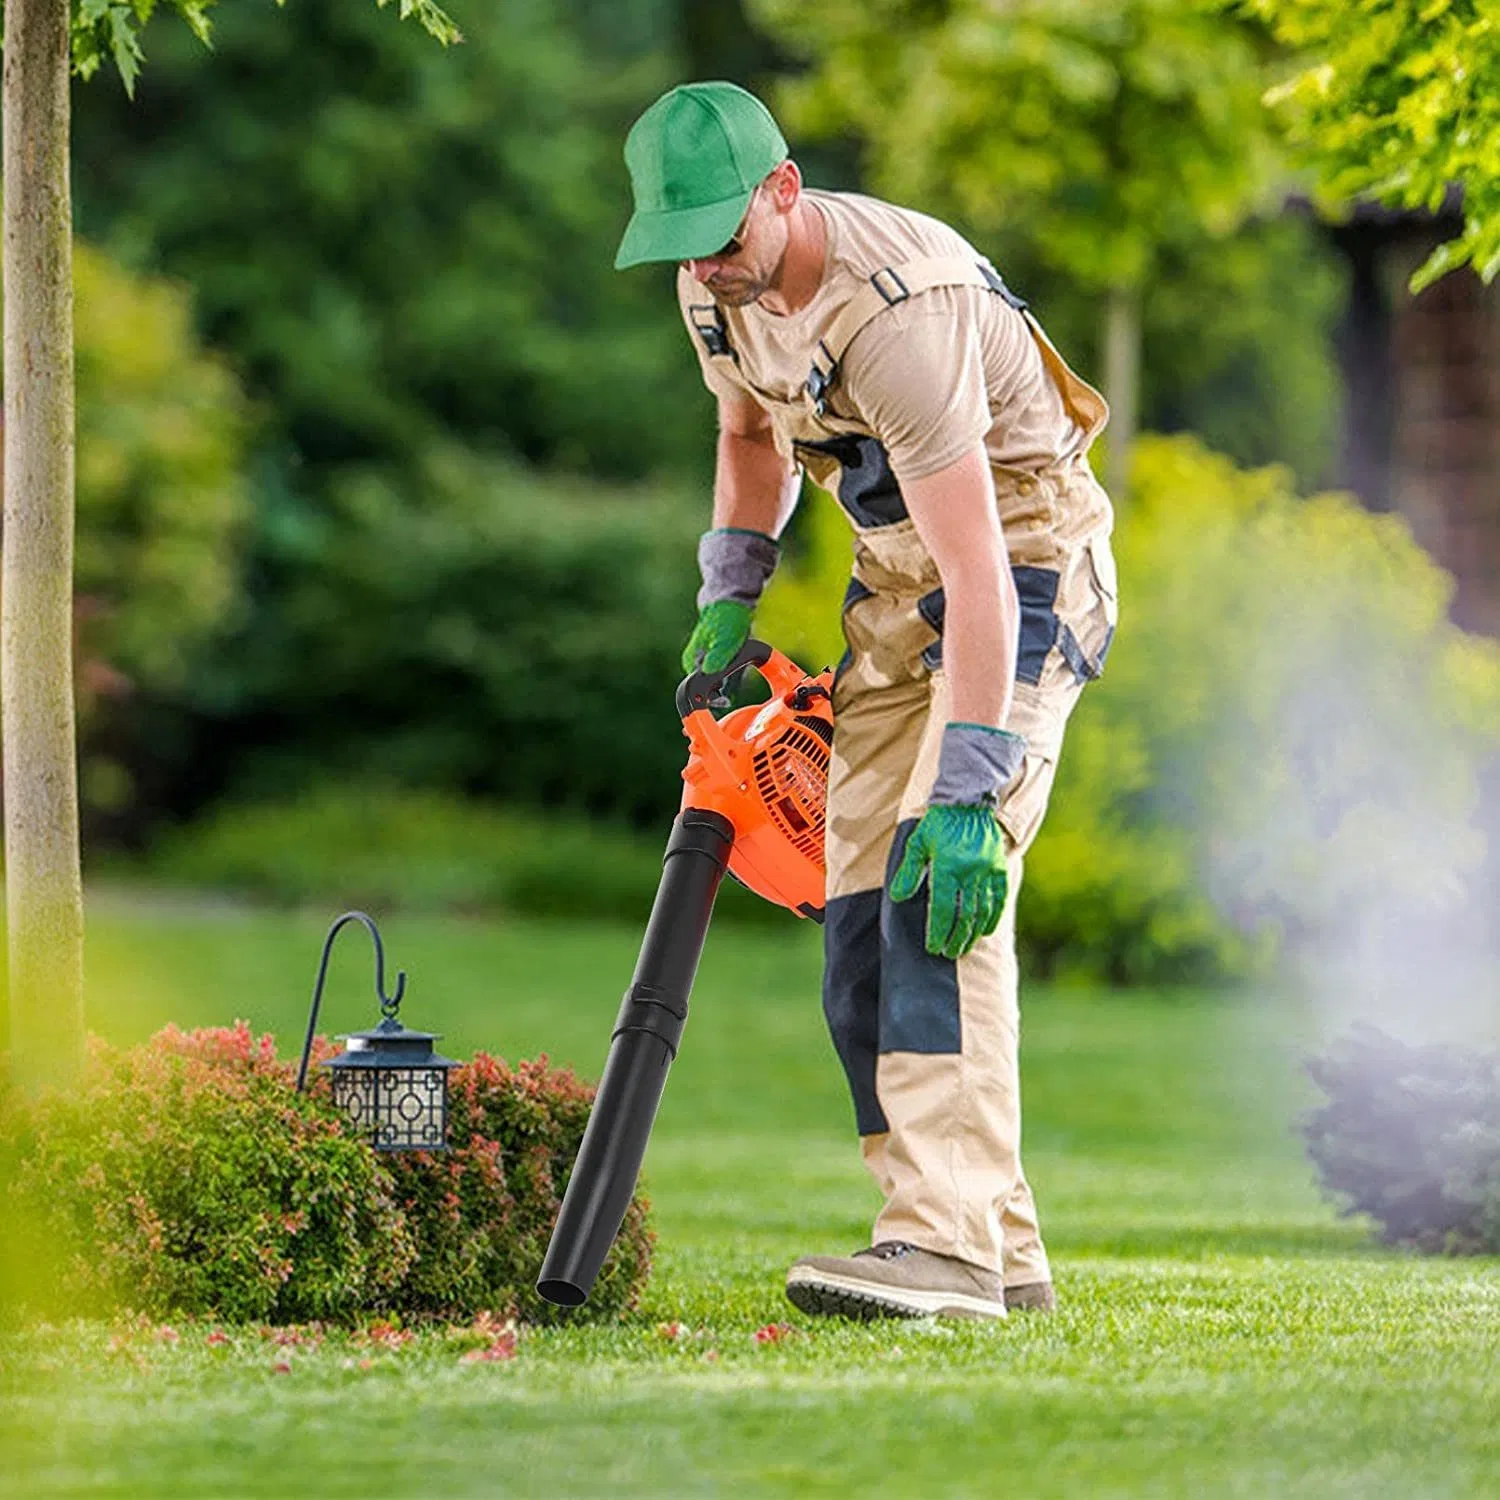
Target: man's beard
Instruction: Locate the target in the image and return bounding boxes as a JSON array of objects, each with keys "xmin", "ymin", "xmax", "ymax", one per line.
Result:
[
  {"xmin": 706, "ymin": 243, "xmax": 785, "ymax": 308},
  {"xmin": 705, "ymin": 271, "xmax": 770, "ymax": 307}
]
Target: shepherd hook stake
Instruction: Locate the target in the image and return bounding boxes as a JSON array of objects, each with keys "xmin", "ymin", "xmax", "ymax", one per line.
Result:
[{"xmin": 295, "ymin": 911, "xmax": 408, "ymax": 1092}]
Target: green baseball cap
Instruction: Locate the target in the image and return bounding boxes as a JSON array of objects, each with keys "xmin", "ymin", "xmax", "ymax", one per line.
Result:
[{"xmin": 615, "ymin": 81, "xmax": 788, "ymax": 270}]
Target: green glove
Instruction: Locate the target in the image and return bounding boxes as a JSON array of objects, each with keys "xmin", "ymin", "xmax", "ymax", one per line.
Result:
[
  {"xmin": 888, "ymin": 803, "xmax": 1009, "ymax": 960},
  {"xmin": 681, "ymin": 599, "xmax": 754, "ymax": 675}
]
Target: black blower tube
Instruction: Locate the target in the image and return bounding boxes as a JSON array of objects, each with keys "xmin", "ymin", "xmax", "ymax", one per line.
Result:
[{"xmin": 536, "ymin": 806, "xmax": 735, "ymax": 1307}]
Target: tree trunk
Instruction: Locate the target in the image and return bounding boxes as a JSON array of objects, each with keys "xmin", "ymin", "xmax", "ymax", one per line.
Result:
[
  {"xmin": 1103, "ymin": 283, "xmax": 1141, "ymax": 500},
  {"xmin": 2, "ymin": 0, "xmax": 84, "ymax": 1087}
]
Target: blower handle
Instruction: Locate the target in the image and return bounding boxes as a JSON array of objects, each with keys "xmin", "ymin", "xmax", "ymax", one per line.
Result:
[
  {"xmin": 675, "ymin": 638, "xmax": 773, "ymax": 719},
  {"xmin": 675, "ymin": 638, "xmax": 811, "ymax": 720}
]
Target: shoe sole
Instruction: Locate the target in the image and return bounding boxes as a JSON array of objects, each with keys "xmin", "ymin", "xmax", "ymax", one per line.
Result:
[{"xmin": 785, "ymin": 1266, "xmax": 1007, "ymax": 1321}]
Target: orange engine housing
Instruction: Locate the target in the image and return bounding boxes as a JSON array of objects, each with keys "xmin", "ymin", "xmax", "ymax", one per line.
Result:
[{"xmin": 679, "ymin": 646, "xmax": 835, "ymax": 920}]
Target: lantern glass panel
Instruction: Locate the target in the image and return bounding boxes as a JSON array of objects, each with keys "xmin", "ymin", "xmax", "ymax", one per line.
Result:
[
  {"xmin": 374, "ymin": 1066, "xmax": 448, "ymax": 1151},
  {"xmin": 331, "ymin": 1070, "xmax": 378, "ymax": 1137}
]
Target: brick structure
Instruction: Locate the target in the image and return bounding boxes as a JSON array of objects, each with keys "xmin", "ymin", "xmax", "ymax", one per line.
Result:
[{"xmin": 1329, "ymin": 204, "xmax": 1500, "ymax": 636}]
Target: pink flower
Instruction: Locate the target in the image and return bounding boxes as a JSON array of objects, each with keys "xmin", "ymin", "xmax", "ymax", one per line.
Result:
[
  {"xmin": 656, "ymin": 1321, "xmax": 685, "ymax": 1341},
  {"xmin": 206, "ymin": 1330, "xmax": 229, "ymax": 1348},
  {"xmin": 271, "ymin": 1361, "xmax": 292, "ymax": 1375},
  {"xmin": 156, "ymin": 1326, "xmax": 180, "ymax": 1345}
]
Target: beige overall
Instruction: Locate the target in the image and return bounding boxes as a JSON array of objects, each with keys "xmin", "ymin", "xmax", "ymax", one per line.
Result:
[{"xmin": 691, "ymin": 256, "xmax": 1118, "ymax": 1282}]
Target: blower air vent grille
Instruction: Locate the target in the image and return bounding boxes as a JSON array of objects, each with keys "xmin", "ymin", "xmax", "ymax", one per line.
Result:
[
  {"xmin": 752, "ymin": 725, "xmax": 830, "ymax": 864},
  {"xmin": 795, "ymin": 714, "xmax": 834, "ymax": 747}
]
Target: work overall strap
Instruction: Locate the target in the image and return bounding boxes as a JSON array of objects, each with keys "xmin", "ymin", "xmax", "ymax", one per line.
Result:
[
  {"xmin": 687, "ymin": 253, "xmax": 1106, "ymax": 464},
  {"xmin": 685, "ymin": 256, "xmax": 1029, "ymax": 404},
  {"xmin": 805, "ymin": 256, "xmax": 1027, "ymax": 417},
  {"xmin": 687, "ymin": 301, "xmax": 735, "ymax": 361}
]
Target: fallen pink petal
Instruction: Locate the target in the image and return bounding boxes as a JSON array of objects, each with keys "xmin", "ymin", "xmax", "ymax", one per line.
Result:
[{"xmin": 753, "ymin": 1323, "xmax": 793, "ymax": 1345}]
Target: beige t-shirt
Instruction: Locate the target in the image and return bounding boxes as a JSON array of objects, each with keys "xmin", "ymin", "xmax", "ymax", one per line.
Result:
[{"xmin": 677, "ymin": 190, "xmax": 1083, "ymax": 483}]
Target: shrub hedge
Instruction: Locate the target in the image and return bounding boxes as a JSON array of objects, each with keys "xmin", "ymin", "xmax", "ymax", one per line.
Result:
[
  {"xmin": 388, "ymin": 1052, "xmax": 653, "ymax": 1325},
  {"xmin": 1303, "ymin": 1023, "xmax": 1500, "ymax": 1255},
  {"xmin": 0, "ymin": 1024, "xmax": 652, "ymax": 1326}
]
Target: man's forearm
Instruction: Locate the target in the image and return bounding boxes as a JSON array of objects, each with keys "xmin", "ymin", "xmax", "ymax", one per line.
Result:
[
  {"xmin": 713, "ymin": 425, "xmax": 801, "ymax": 536},
  {"xmin": 942, "ymin": 565, "xmax": 1019, "ymax": 728},
  {"xmin": 901, "ymin": 444, "xmax": 1020, "ymax": 729}
]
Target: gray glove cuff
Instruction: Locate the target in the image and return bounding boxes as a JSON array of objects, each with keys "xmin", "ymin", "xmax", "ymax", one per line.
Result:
[
  {"xmin": 929, "ymin": 722, "xmax": 1027, "ymax": 807},
  {"xmin": 695, "ymin": 527, "xmax": 780, "ymax": 610}
]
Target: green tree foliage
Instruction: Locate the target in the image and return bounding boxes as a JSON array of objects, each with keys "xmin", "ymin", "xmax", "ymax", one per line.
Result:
[
  {"xmin": 758, "ymin": 0, "xmax": 1278, "ymax": 294},
  {"xmin": 760, "ymin": 436, "xmax": 1500, "ymax": 981},
  {"xmin": 1, "ymin": 0, "xmax": 464, "ymax": 1090},
  {"xmin": 63, "ymin": 0, "xmax": 720, "ymax": 833},
  {"xmin": 1139, "ymin": 215, "xmax": 1342, "ymax": 489},
  {"xmin": 67, "ymin": 243, "xmax": 251, "ymax": 814},
  {"xmin": 753, "ymin": 0, "xmax": 1287, "ymax": 482},
  {"xmin": 994, "ymin": 212, "xmax": 1345, "ymax": 490},
  {"xmin": 754, "ymin": 485, "xmax": 850, "ymax": 676},
  {"xmin": 70, "ymin": 0, "xmax": 460, "ymax": 99},
  {"xmin": 70, "ymin": 0, "xmax": 702, "ymax": 482},
  {"xmin": 1249, "ymin": 0, "xmax": 1500, "ymax": 289}
]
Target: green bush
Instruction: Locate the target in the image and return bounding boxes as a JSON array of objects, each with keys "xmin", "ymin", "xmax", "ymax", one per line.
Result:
[
  {"xmin": 0, "ymin": 1024, "xmax": 653, "ymax": 1325},
  {"xmin": 1028, "ymin": 435, "xmax": 1500, "ymax": 981},
  {"xmin": 387, "ymin": 1052, "xmax": 654, "ymax": 1325},
  {"xmin": 184, "ymin": 453, "xmax": 706, "ymax": 831},
  {"xmin": 142, "ymin": 781, "xmax": 789, "ymax": 928},
  {"xmin": 0, "ymin": 1023, "xmax": 413, "ymax": 1323},
  {"xmin": 1303, "ymin": 1024, "xmax": 1500, "ymax": 1254},
  {"xmin": 761, "ymin": 435, "xmax": 1500, "ymax": 982}
]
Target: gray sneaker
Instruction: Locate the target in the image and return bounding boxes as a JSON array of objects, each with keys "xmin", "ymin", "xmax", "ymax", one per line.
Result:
[
  {"xmin": 1004, "ymin": 1280, "xmax": 1056, "ymax": 1312},
  {"xmin": 785, "ymin": 1241, "xmax": 1008, "ymax": 1321}
]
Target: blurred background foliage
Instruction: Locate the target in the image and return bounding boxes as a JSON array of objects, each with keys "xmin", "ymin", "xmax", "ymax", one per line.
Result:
[
  {"xmin": 36, "ymin": 0, "xmax": 1494, "ymax": 977},
  {"xmin": 1249, "ymin": 0, "xmax": 1500, "ymax": 291},
  {"xmin": 21, "ymin": 242, "xmax": 252, "ymax": 828}
]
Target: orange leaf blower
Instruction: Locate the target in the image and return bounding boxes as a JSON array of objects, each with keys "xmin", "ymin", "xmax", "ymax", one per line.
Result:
[{"xmin": 537, "ymin": 641, "xmax": 833, "ymax": 1307}]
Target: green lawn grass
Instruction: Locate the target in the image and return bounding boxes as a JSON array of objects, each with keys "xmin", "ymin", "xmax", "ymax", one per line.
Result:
[{"xmin": 3, "ymin": 891, "xmax": 1499, "ymax": 1498}]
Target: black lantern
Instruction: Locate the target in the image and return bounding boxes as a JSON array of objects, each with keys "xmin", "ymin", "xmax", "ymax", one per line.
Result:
[{"xmin": 295, "ymin": 911, "xmax": 458, "ymax": 1151}]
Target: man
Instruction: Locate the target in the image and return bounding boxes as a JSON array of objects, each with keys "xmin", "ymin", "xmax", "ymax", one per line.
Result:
[{"xmin": 616, "ymin": 81, "xmax": 1118, "ymax": 1321}]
